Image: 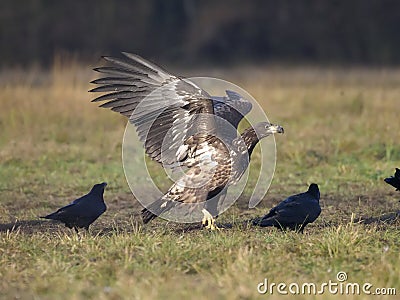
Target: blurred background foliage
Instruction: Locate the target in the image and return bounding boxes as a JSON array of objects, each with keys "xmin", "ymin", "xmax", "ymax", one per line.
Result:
[{"xmin": 1, "ymin": 0, "xmax": 400, "ymax": 67}]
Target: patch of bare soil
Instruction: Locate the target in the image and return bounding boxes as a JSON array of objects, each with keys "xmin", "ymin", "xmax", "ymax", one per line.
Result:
[{"xmin": 1, "ymin": 190, "xmax": 399, "ymax": 235}]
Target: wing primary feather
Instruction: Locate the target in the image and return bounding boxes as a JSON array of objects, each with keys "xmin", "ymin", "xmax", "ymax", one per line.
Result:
[{"xmin": 122, "ymin": 52, "xmax": 172, "ymax": 79}]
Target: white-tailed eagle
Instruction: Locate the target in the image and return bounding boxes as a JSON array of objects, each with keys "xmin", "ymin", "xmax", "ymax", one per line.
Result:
[{"xmin": 90, "ymin": 53, "xmax": 283, "ymax": 229}]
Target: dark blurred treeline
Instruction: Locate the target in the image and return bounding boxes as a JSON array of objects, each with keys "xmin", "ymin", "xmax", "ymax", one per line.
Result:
[{"xmin": 1, "ymin": 0, "xmax": 400, "ymax": 67}]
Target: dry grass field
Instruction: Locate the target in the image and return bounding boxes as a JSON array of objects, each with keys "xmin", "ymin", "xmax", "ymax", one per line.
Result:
[{"xmin": 0, "ymin": 59, "xmax": 399, "ymax": 299}]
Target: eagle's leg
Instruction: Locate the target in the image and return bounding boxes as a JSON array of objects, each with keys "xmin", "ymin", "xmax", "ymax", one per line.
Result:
[{"xmin": 201, "ymin": 209, "xmax": 219, "ymax": 230}]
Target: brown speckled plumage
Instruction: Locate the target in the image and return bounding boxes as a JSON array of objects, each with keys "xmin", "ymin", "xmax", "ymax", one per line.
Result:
[{"xmin": 90, "ymin": 53, "xmax": 284, "ymax": 224}]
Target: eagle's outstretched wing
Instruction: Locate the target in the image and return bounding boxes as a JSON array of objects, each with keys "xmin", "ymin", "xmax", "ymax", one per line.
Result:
[
  {"xmin": 211, "ymin": 90, "xmax": 253, "ymax": 141},
  {"xmin": 90, "ymin": 52, "xmax": 216, "ymax": 167},
  {"xmin": 212, "ymin": 90, "xmax": 252, "ymax": 128}
]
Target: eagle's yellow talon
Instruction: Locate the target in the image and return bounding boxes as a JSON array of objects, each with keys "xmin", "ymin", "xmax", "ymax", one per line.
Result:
[{"xmin": 201, "ymin": 209, "xmax": 220, "ymax": 231}]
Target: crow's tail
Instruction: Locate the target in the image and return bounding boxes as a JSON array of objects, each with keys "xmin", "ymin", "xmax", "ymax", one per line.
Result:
[
  {"xmin": 141, "ymin": 198, "xmax": 175, "ymax": 224},
  {"xmin": 252, "ymin": 216, "xmax": 275, "ymax": 227},
  {"xmin": 40, "ymin": 213, "xmax": 56, "ymax": 220}
]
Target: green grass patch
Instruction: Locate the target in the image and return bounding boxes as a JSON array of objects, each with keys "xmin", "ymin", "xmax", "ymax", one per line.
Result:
[{"xmin": 1, "ymin": 64, "xmax": 400, "ymax": 299}]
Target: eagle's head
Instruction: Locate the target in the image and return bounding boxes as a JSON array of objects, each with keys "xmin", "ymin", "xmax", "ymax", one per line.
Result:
[{"xmin": 253, "ymin": 122, "xmax": 284, "ymax": 139}]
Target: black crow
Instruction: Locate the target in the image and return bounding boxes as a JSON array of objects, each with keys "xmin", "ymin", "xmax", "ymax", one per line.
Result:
[
  {"xmin": 253, "ymin": 183, "xmax": 321, "ymax": 232},
  {"xmin": 384, "ymin": 168, "xmax": 400, "ymax": 191},
  {"xmin": 41, "ymin": 182, "xmax": 107, "ymax": 232},
  {"xmin": 90, "ymin": 53, "xmax": 284, "ymax": 229}
]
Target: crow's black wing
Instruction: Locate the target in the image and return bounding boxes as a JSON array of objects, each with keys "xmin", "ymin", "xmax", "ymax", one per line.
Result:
[
  {"xmin": 272, "ymin": 200, "xmax": 319, "ymax": 224},
  {"xmin": 43, "ymin": 203, "xmax": 81, "ymax": 221},
  {"xmin": 254, "ymin": 184, "xmax": 321, "ymax": 228},
  {"xmin": 256, "ymin": 194, "xmax": 320, "ymax": 226}
]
